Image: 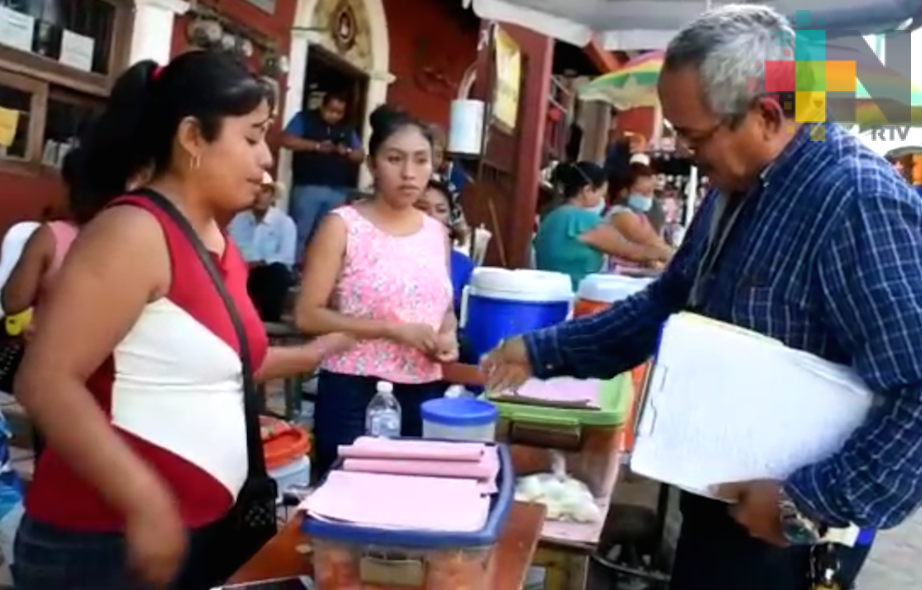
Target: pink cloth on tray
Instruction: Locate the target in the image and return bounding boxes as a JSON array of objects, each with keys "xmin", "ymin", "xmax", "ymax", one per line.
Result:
[
  {"xmin": 511, "ymin": 377, "xmax": 601, "ymax": 407},
  {"xmin": 338, "ymin": 436, "xmax": 485, "ymax": 461},
  {"xmin": 341, "ymin": 445, "xmax": 502, "ymax": 493},
  {"xmin": 302, "ymin": 471, "xmax": 490, "ymax": 532},
  {"xmin": 342, "ymin": 458, "xmax": 490, "ymax": 478}
]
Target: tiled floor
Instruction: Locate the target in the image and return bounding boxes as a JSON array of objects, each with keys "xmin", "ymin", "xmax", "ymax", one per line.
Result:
[
  {"xmin": 588, "ymin": 475, "xmax": 922, "ymax": 589},
  {"xmin": 858, "ymin": 511, "xmax": 922, "ymax": 589}
]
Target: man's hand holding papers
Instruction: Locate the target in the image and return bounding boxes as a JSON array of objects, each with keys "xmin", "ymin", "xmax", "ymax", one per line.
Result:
[{"xmin": 715, "ymin": 480, "xmax": 786, "ymax": 546}]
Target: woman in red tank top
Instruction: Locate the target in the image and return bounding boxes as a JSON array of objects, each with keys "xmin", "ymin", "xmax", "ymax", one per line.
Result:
[{"xmin": 11, "ymin": 51, "xmax": 352, "ymax": 590}]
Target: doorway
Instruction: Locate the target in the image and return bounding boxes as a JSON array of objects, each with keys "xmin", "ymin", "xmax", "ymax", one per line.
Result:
[{"xmin": 303, "ymin": 45, "xmax": 370, "ymax": 138}]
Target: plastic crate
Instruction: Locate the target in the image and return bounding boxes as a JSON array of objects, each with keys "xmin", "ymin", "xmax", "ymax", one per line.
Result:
[
  {"xmin": 490, "ymin": 374, "xmax": 632, "ymax": 498},
  {"xmin": 303, "ymin": 443, "xmax": 514, "ymax": 589}
]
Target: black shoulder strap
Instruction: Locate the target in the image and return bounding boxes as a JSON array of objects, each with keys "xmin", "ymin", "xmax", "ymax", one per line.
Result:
[{"xmin": 121, "ymin": 189, "xmax": 268, "ymax": 479}]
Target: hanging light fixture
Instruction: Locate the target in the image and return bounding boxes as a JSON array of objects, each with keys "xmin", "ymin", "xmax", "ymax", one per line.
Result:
[
  {"xmin": 276, "ymin": 55, "xmax": 289, "ymax": 74},
  {"xmin": 238, "ymin": 37, "xmax": 255, "ymax": 58},
  {"xmin": 220, "ymin": 32, "xmax": 236, "ymax": 51},
  {"xmin": 187, "ymin": 18, "xmax": 223, "ymax": 47}
]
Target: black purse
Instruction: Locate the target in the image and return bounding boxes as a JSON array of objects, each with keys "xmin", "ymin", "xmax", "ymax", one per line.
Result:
[
  {"xmin": 0, "ymin": 332, "xmax": 24, "ymax": 394},
  {"xmin": 131, "ymin": 190, "xmax": 278, "ymax": 558}
]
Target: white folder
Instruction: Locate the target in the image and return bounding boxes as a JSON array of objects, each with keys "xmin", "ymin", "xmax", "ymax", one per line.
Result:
[{"xmin": 630, "ymin": 313, "xmax": 875, "ymax": 499}]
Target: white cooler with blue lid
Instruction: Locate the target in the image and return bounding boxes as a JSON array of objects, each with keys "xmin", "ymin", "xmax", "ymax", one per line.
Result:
[
  {"xmin": 577, "ymin": 273, "xmax": 653, "ymax": 305},
  {"xmin": 460, "ymin": 268, "xmax": 573, "ymax": 361}
]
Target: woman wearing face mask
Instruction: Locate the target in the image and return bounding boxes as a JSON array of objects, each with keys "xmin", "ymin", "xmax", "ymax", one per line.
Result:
[
  {"xmin": 296, "ymin": 105, "xmax": 457, "ymax": 479},
  {"xmin": 534, "ymin": 161, "xmax": 666, "ymax": 289},
  {"xmin": 606, "ymin": 163, "xmax": 673, "ymax": 273}
]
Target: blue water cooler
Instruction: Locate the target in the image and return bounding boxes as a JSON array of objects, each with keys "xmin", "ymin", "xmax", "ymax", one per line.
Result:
[{"xmin": 460, "ymin": 268, "xmax": 574, "ymax": 362}]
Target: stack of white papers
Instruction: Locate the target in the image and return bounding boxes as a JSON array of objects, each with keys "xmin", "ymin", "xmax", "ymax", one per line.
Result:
[{"xmin": 630, "ymin": 313, "xmax": 874, "ymax": 498}]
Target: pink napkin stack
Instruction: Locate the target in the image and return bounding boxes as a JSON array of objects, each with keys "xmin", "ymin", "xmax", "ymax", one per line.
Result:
[
  {"xmin": 339, "ymin": 437, "xmax": 500, "ymax": 493},
  {"xmin": 300, "ymin": 438, "xmax": 499, "ymax": 532}
]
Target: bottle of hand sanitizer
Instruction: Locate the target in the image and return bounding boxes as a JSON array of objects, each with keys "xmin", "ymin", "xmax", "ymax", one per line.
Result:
[{"xmin": 365, "ymin": 381, "xmax": 401, "ymax": 438}]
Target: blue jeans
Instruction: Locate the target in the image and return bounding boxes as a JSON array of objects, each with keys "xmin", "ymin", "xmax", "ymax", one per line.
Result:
[
  {"xmin": 289, "ymin": 185, "xmax": 349, "ymax": 262},
  {"xmin": 13, "ymin": 513, "xmax": 246, "ymax": 589},
  {"xmin": 312, "ymin": 371, "xmax": 447, "ymax": 480}
]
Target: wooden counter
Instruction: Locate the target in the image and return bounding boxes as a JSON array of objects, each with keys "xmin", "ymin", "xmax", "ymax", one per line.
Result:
[{"xmin": 228, "ymin": 502, "xmax": 546, "ymax": 589}]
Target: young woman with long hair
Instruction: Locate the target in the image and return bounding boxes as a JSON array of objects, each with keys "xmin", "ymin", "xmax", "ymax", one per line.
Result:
[
  {"xmin": 12, "ymin": 51, "xmax": 351, "ymax": 589},
  {"xmin": 296, "ymin": 105, "xmax": 457, "ymax": 478}
]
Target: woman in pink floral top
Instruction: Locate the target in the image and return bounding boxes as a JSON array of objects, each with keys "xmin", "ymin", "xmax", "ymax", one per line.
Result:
[{"xmin": 297, "ymin": 105, "xmax": 457, "ymax": 476}]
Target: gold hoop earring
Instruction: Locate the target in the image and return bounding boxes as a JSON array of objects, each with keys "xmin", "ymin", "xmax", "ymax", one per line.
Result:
[{"xmin": 189, "ymin": 154, "xmax": 201, "ymax": 171}]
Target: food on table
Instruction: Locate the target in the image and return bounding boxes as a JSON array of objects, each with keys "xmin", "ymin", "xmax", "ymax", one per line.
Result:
[{"xmin": 514, "ymin": 473, "xmax": 602, "ymax": 523}]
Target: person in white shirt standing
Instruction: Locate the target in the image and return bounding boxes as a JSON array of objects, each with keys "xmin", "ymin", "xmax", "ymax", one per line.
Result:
[{"xmin": 229, "ymin": 172, "xmax": 297, "ymax": 321}]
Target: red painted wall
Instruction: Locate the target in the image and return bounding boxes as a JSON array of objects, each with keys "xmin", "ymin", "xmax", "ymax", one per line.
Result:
[
  {"xmin": 0, "ymin": 173, "xmax": 66, "ymax": 236},
  {"xmin": 174, "ymin": 0, "xmax": 479, "ymax": 130},
  {"xmin": 382, "ymin": 0, "xmax": 478, "ymax": 128},
  {"xmin": 0, "ymin": 0, "xmax": 477, "ymax": 236},
  {"xmin": 618, "ymin": 106, "xmax": 656, "ymax": 142},
  {"xmin": 502, "ymin": 25, "xmax": 554, "ymax": 268},
  {"xmin": 465, "ymin": 22, "xmax": 554, "ymax": 268}
]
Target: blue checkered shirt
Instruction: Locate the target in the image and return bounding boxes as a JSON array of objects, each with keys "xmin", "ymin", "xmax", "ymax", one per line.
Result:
[{"xmin": 525, "ymin": 122, "xmax": 922, "ymax": 530}]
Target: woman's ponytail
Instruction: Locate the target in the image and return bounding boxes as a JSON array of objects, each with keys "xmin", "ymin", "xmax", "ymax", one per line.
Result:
[{"xmin": 76, "ymin": 60, "xmax": 160, "ymax": 210}]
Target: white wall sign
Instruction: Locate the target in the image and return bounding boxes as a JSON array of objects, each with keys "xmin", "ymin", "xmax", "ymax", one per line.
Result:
[
  {"xmin": 0, "ymin": 6, "xmax": 35, "ymax": 53},
  {"xmin": 59, "ymin": 30, "xmax": 95, "ymax": 72},
  {"xmin": 448, "ymin": 99, "xmax": 485, "ymax": 155}
]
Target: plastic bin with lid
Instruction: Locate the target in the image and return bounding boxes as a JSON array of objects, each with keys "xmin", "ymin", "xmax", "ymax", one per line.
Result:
[
  {"xmin": 460, "ymin": 268, "xmax": 573, "ymax": 362},
  {"xmin": 489, "ymin": 374, "xmax": 632, "ymax": 498},
  {"xmin": 303, "ymin": 443, "xmax": 514, "ymax": 590},
  {"xmin": 422, "ymin": 397, "xmax": 499, "ymax": 442},
  {"xmin": 572, "ymin": 273, "xmax": 651, "ymax": 452},
  {"xmin": 573, "ymin": 273, "xmax": 652, "ymax": 317},
  {"xmin": 260, "ymin": 417, "xmax": 311, "ymax": 498}
]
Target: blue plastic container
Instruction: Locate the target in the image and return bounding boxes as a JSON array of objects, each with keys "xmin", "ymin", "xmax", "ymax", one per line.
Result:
[
  {"xmin": 303, "ymin": 443, "xmax": 513, "ymax": 546},
  {"xmin": 421, "ymin": 398, "xmax": 499, "ymax": 441},
  {"xmin": 461, "ymin": 268, "xmax": 573, "ymax": 362},
  {"xmin": 303, "ymin": 443, "xmax": 514, "ymax": 588}
]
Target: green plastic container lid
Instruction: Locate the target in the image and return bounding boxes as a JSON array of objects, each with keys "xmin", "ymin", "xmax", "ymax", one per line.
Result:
[{"xmin": 487, "ymin": 373, "xmax": 633, "ymax": 428}]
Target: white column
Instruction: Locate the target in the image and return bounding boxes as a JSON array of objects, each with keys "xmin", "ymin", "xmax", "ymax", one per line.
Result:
[
  {"xmin": 129, "ymin": 0, "xmax": 190, "ymax": 66},
  {"xmin": 359, "ymin": 70, "xmax": 394, "ymax": 188},
  {"xmin": 277, "ymin": 30, "xmax": 313, "ymax": 213},
  {"xmin": 651, "ymin": 102, "xmax": 664, "ymax": 148}
]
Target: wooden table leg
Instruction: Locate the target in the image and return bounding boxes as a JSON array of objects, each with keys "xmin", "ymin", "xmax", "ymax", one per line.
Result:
[
  {"xmin": 257, "ymin": 383, "xmax": 269, "ymax": 414},
  {"xmin": 530, "ymin": 545, "xmax": 589, "ymax": 590},
  {"xmin": 566, "ymin": 553, "xmax": 588, "ymax": 590},
  {"xmin": 284, "ymin": 375, "xmax": 303, "ymax": 421}
]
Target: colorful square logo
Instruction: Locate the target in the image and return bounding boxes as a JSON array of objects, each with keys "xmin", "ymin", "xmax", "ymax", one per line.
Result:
[{"xmin": 760, "ymin": 11, "xmax": 872, "ymax": 133}]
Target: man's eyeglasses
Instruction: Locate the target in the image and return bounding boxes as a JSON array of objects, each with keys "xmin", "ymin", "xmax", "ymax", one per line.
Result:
[{"xmin": 674, "ymin": 119, "xmax": 727, "ymax": 155}]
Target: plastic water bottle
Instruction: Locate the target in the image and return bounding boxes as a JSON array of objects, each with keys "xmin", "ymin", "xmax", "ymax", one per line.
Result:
[{"xmin": 365, "ymin": 381, "xmax": 401, "ymax": 438}]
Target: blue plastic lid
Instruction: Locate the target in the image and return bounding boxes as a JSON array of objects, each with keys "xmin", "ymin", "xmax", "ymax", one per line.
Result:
[
  {"xmin": 302, "ymin": 443, "xmax": 514, "ymax": 549},
  {"xmin": 421, "ymin": 398, "xmax": 498, "ymax": 427}
]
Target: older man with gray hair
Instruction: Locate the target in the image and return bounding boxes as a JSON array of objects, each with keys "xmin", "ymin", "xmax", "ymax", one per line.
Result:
[{"xmin": 480, "ymin": 5, "xmax": 922, "ymax": 589}]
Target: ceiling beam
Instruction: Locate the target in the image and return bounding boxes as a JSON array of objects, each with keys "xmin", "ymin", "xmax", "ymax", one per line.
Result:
[{"xmin": 583, "ymin": 35, "xmax": 622, "ymax": 73}]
